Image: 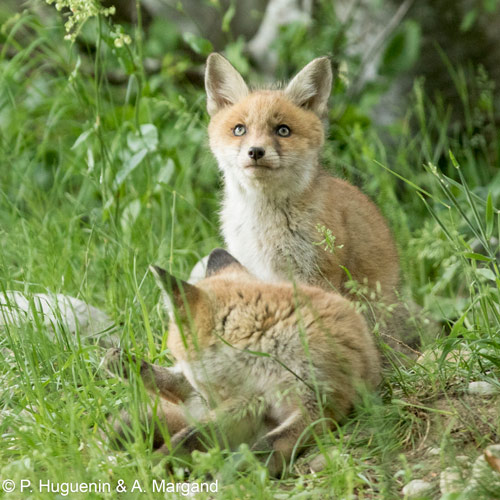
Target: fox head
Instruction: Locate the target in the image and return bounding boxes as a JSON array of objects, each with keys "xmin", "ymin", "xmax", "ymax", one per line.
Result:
[
  {"xmin": 150, "ymin": 249, "xmax": 258, "ymax": 361},
  {"xmin": 205, "ymin": 54, "xmax": 332, "ymax": 196}
]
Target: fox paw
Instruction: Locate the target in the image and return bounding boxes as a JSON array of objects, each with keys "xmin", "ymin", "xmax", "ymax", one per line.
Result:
[{"xmin": 251, "ymin": 439, "xmax": 287, "ymax": 477}]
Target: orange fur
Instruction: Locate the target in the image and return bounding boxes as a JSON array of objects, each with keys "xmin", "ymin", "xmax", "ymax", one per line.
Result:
[
  {"xmin": 106, "ymin": 251, "xmax": 381, "ymax": 476},
  {"xmin": 205, "ymin": 54, "xmax": 400, "ymax": 304}
]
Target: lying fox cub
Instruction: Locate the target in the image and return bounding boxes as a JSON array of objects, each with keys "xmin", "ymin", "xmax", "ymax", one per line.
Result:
[
  {"xmin": 106, "ymin": 249, "xmax": 380, "ymax": 476},
  {"xmin": 205, "ymin": 53, "xmax": 424, "ymax": 354}
]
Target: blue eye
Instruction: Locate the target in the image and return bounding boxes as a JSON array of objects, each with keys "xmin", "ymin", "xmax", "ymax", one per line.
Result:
[
  {"xmin": 276, "ymin": 125, "xmax": 291, "ymax": 137},
  {"xmin": 233, "ymin": 124, "xmax": 246, "ymax": 136}
]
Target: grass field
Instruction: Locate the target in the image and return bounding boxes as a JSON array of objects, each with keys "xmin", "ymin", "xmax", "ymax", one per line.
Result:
[{"xmin": 0, "ymin": 2, "xmax": 499, "ymax": 499}]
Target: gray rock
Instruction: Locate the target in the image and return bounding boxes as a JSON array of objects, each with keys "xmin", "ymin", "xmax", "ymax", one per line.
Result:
[
  {"xmin": 467, "ymin": 381, "xmax": 498, "ymax": 396},
  {"xmin": 439, "ymin": 467, "xmax": 462, "ymax": 495},
  {"xmin": 463, "ymin": 453, "xmax": 500, "ymax": 498},
  {"xmin": 402, "ymin": 479, "xmax": 433, "ymax": 498},
  {"xmin": 0, "ymin": 291, "xmax": 117, "ymax": 346},
  {"xmin": 426, "ymin": 446, "xmax": 440, "ymax": 456}
]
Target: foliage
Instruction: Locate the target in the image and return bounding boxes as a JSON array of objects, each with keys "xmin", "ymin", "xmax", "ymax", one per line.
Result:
[{"xmin": 45, "ymin": 0, "xmax": 118, "ymax": 41}]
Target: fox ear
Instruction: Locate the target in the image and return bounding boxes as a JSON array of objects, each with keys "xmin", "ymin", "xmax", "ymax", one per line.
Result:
[
  {"xmin": 205, "ymin": 53, "xmax": 249, "ymax": 116},
  {"xmin": 205, "ymin": 248, "xmax": 247, "ymax": 277},
  {"xmin": 284, "ymin": 57, "xmax": 332, "ymax": 119},
  {"xmin": 149, "ymin": 265, "xmax": 202, "ymax": 315}
]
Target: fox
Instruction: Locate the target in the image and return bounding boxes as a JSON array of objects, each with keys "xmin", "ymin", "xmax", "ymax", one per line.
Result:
[
  {"xmin": 105, "ymin": 248, "xmax": 381, "ymax": 476},
  {"xmin": 205, "ymin": 53, "xmax": 423, "ymax": 355}
]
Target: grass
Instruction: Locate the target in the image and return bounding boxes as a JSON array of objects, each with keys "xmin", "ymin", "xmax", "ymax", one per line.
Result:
[{"xmin": 0, "ymin": 2, "xmax": 499, "ymax": 499}]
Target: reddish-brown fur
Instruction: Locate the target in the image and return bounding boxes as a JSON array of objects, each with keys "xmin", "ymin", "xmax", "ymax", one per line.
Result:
[
  {"xmin": 206, "ymin": 55, "xmax": 400, "ymax": 303},
  {"xmin": 105, "ymin": 250, "xmax": 381, "ymax": 476}
]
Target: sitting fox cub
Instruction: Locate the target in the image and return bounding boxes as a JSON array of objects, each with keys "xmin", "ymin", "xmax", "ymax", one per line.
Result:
[
  {"xmin": 206, "ymin": 53, "xmax": 399, "ymax": 297},
  {"xmin": 106, "ymin": 249, "xmax": 380, "ymax": 476},
  {"xmin": 205, "ymin": 54, "xmax": 422, "ymax": 353}
]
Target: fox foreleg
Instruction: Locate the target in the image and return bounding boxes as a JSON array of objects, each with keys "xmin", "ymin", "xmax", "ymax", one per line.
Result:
[{"xmin": 104, "ymin": 347, "xmax": 193, "ymax": 403}]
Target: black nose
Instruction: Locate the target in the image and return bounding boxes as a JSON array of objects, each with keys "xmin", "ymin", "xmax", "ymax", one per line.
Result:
[{"xmin": 248, "ymin": 147, "xmax": 265, "ymax": 160}]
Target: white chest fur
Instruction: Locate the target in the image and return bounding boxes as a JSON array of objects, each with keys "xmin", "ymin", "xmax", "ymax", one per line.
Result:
[{"xmin": 221, "ymin": 182, "xmax": 319, "ymax": 283}]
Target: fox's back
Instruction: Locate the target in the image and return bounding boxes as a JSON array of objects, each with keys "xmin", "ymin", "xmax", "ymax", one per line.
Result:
[
  {"xmin": 314, "ymin": 174, "xmax": 400, "ymax": 296},
  {"xmin": 186, "ymin": 278, "xmax": 381, "ymax": 414}
]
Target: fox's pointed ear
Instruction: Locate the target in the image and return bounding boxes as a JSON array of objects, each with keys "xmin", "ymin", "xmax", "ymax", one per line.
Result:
[
  {"xmin": 284, "ymin": 57, "xmax": 332, "ymax": 119},
  {"xmin": 205, "ymin": 53, "xmax": 249, "ymax": 116},
  {"xmin": 205, "ymin": 248, "xmax": 247, "ymax": 277},
  {"xmin": 149, "ymin": 265, "xmax": 201, "ymax": 315}
]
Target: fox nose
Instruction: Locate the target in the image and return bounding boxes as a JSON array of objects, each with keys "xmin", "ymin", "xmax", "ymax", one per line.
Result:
[{"xmin": 248, "ymin": 147, "xmax": 265, "ymax": 161}]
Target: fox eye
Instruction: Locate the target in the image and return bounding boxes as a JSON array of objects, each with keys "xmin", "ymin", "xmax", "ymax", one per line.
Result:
[
  {"xmin": 233, "ymin": 124, "xmax": 246, "ymax": 136},
  {"xmin": 276, "ymin": 125, "xmax": 291, "ymax": 137}
]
